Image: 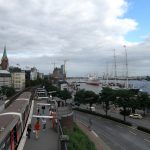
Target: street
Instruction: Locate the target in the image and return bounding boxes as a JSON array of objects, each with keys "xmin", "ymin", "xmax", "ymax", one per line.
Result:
[{"xmin": 75, "ymin": 110, "xmax": 150, "ymax": 150}]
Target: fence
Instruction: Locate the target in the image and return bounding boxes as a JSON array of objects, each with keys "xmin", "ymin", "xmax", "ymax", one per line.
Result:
[{"xmin": 58, "ymin": 120, "xmax": 68, "ymax": 150}]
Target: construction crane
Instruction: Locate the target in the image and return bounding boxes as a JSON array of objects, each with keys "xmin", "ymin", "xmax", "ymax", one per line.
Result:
[{"xmin": 51, "ymin": 61, "xmax": 56, "ymax": 70}]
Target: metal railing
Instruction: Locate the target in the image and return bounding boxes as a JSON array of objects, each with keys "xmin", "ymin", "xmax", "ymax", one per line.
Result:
[
  {"xmin": 58, "ymin": 105, "xmax": 72, "ymax": 117},
  {"xmin": 58, "ymin": 120, "xmax": 68, "ymax": 150}
]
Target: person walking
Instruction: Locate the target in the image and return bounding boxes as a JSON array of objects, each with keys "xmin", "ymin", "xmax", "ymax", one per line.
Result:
[
  {"xmin": 34, "ymin": 121, "xmax": 40, "ymax": 139},
  {"xmin": 37, "ymin": 107, "xmax": 40, "ymax": 115},
  {"xmin": 27, "ymin": 124, "xmax": 32, "ymax": 139},
  {"xmin": 42, "ymin": 118, "xmax": 46, "ymax": 130},
  {"xmin": 89, "ymin": 118, "xmax": 92, "ymax": 131},
  {"xmin": 42, "ymin": 105, "xmax": 45, "ymax": 114}
]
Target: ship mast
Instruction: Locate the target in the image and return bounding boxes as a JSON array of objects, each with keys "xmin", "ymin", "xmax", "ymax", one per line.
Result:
[
  {"xmin": 114, "ymin": 49, "xmax": 117, "ymax": 86},
  {"xmin": 106, "ymin": 62, "xmax": 109, "ymax": 86},
  {"xmin": 124, "ymin": 45, "xmax": 129, "ymax": 89}
]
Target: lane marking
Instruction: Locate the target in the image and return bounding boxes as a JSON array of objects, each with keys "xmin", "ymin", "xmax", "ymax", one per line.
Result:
[
  {"xmin": 129, "ymin": 131, "xmax": 137, "ymax": 135},
  {"xmin": 144, "ymin": 139, "xmax": 150, "ymax": 143},
  {"xmin": 91, "ymin": 130, "xmax": 98, "ymax": 137},
  {"xmin": 116, "ymin": 125, "xmax": 123, "ymax": 128},
  {"xmin": 78, "ymin": 120, "xmax": 89, "ymax": 127}
]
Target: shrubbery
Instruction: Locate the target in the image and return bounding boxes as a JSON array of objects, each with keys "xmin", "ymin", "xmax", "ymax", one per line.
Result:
[
  {"xmin": 64, "ymin": 123, "xmax": 96, "ymax": 150},
  {"xmin": 137, "ymin": 126, "xmax": 150, "ymax": 134}
]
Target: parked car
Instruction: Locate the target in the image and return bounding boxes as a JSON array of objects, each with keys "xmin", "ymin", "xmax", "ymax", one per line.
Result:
[
  {"xmin": 129, "ymin": 114, "xmax": 143, "ymax": 119},
  {"xmin": 87, "ymin": 106, "xmax": 95, "ymax": 112}
]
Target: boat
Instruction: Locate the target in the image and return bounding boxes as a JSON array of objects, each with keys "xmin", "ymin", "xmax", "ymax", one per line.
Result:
[{"xmin": 86, "ymin": 75, "xmax": 100, "ymax": 86}]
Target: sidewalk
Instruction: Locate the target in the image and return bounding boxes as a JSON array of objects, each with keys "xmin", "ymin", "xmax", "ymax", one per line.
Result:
[
  {"xmin": 76, "ymin": 120, "xmax": 111, "ymax": 150},
  {"xmin": 23, "ymin": 100, "xmax": 58, "ymax": 150}
]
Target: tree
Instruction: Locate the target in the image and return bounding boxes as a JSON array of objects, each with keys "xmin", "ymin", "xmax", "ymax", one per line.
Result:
[
  {"xmin": 74, "ymin": 89, "xmax": 99, "ymax": 109},
  {"xmin": 57, "ymin": 89, "xmax": 72, "ymax": 103},
  {"xmin": 128, "ymin": 95, "xmax": 139, "ymax": 113},
  {"xmin": 100, "ymin": 87, "xmax": 115, "ymax": 116},
  {"xmin": 0, "ymin": 86, "xmax": 16, "ymax": 98},
  {"xmin": 115, "ymin": 89, "xmax": 134, "ymax": 122},
  {"xmin": 84, "ymin": 90, "xmax": 99, "ymax": 108},
  {"xmin": 138, "ymin": 92, "xmax": 150, "ymax": 116}
]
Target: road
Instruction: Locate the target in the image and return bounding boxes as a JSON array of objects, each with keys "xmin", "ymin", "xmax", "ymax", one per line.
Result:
[
  {"xmin": 75, "ymin": 110, "xmax": 150, "ymax": 150},
  {"xmin": 80, "ymin": 104, "xmax": 150, "ymax": 128}
]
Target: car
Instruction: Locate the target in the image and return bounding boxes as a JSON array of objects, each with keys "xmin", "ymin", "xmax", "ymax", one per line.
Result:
[
  {"xmin": 87, "ymin": 106, "xmax": 96, "ymax": 112},
  {"xmin": 129, "ymin": 114, "xmax": 143, "ymax": 119}
]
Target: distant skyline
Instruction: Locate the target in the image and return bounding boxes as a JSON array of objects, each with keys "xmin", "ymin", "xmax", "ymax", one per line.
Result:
[{"xmin": 0, "ymin": 0, "xmax": 150, "ymax": 76}]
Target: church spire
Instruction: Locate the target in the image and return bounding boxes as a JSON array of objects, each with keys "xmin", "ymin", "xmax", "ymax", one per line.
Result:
[
  {"xmin": 1, "ymin": 45, "xmax": 9, "ymax": 70},
  {"xmin": 3, "ymin": 45, "xmax": 7, "ymax": 58}
]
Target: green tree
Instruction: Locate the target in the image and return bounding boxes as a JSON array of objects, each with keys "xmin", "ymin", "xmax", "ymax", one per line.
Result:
[
  {"xmin": 128, "ymin": 95, "xmax": 139, "ymax": 113},
  {"xmin": 115, "ymin": 89, "xmax": 134, "ymax": 122},
  {"xmin": 74, "ymin": 90, "xmax": 99, "ymax": 109},
  {"xmin": 57, "ymin": 89, "xmax": 72, "ymax": 103},
  {"xmin": 0, "ymin": 86, "xmax": 16, "ymax": 97},
  {"xmin": 138, "ymin": 92, "xmax": 150, "ymax": 116},
  {"xmin": 100, "ymin": 87, "xmax": 115, "ymax": 116}
]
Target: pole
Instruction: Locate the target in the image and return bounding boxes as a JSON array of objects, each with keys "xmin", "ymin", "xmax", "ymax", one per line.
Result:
[
  {"xmin": 114, "ymin": 49, "xmax": 117, "ymax": 86},
  {"xmin": 124, "ymin": 45, "xmax": 128, "ymax": 89}
]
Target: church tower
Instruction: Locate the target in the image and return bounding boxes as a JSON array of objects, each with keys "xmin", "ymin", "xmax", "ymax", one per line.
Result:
[{"xmin": 1, "ymin": 45, "xmax": 9, "ymax": 70}]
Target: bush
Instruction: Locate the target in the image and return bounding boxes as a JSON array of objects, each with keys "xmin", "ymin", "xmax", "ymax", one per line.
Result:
[
  {"xmin": 64, "ymin": 123, "xmax": 96, "ymax": 150},
  {"xmin": 74, "ymin": 108, "xmax": 132, "ymax": 126},
  {"xmin": 137, "ymin": 126, "xmax": 150, "ymax": 134}
]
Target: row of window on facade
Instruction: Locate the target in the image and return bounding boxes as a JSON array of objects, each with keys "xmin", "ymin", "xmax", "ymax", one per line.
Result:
[{"xmin": 0, "ymin": 69, "xmax": 43, "ymax": 91}]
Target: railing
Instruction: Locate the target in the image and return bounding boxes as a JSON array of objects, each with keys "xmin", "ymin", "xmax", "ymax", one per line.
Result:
[
  {"xmin": 58, "ymin": 120, "xmax": 68, "ymax": 150},
  {"xmin": 58, "ymin": 105, "xmax": 72, "ymax": 117}
]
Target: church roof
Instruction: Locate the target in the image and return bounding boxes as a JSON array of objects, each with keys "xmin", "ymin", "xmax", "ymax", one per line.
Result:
[{"xmin": 2, "ymin": 45, "xmax": 7, "ymax": 58}]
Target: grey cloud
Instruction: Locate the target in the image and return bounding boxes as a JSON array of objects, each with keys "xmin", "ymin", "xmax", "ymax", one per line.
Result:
[{"xmin": 0, "ymin": 0, "xmax": 148, "ymax": 76}]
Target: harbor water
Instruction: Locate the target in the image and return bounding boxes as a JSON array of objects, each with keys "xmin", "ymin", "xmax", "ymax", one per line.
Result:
[{"xmin": 68, "ymin": 79, "xmax": 150, "ymax": 94}]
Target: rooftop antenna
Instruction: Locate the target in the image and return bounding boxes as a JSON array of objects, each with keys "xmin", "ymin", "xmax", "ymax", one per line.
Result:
[{"xmin": 124, "ymin": 45, "xmax": 129, "ymax": 89}]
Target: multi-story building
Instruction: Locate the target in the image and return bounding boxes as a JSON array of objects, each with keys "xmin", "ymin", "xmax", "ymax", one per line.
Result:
[
  {"xmin": 30, "ymin": 67, "xmax": 38, "ymax": 80},
  {"xmin": 52, "ymin": 65, "xmax": 66, "ymax": 81},
  {"xmin": 11, "ymin": 71, "xmax": 25, "ymax": 91},
  {"xmin": 0, "ymin": 70, "xmax": 11, "ymax": 87}
]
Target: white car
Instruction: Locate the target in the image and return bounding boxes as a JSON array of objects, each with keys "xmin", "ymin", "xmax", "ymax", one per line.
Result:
[{"xmin": 129, "ymin": 114, "xmax": 143, "ymax": 119}]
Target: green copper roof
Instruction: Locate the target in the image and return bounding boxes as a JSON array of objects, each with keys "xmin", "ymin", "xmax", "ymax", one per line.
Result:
[{"xmin": 3, "ymin": 45, "xmax": 7, "ymax": 58}]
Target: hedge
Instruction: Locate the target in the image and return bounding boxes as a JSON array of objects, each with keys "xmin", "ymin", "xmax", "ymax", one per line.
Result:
[
  {"xmin": 74, "ymin": 108, "xmax": 132, "ymax": 126},
  {"xmin": 64, "ymin": 123, "xmax": 96, "ymax": 150},
  {"xmin": 137, "ymin": 126, "xmax": 150, "ymax": 134}
]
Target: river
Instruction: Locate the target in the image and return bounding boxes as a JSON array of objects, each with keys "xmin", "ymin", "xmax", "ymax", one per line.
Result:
[{"xmin": 67, "ymin": 79, "xmax": 150, "ymax": 94}]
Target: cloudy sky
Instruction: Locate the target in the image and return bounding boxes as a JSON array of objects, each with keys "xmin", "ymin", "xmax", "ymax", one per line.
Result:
[{"xmin": 0, "ymin": 0, "xmax": 150, "ymax": 76}]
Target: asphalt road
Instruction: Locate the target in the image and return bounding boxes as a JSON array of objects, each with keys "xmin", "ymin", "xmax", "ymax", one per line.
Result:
[
  {"xmin": 74, "ymin": 110, "xmax": 150, "ymax": 150},
  {"xmin": 95, "ymin": 105, "xmax": 150, "ymax": 128},
  {"xmin": 80, "ymin": 104, "xmax": 150, "ymax": 128}
]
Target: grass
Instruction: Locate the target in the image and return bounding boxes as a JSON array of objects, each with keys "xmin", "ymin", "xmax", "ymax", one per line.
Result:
[{"xmin": 64, "ymin": 123, "xmax": 96, "ymax": 150}]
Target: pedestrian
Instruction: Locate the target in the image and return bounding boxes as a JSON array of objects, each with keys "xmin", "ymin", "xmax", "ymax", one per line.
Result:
[
  {"xmin": 49, "ymin": 107, "xmax": 52, "ymax": 116},
  {"xmin": 37, "ymin": 107, "xmax": 40, "ymax": 115},
  {"xmin": 42, "ymin": 118, "xmax": 46, "ymax": 130},
  {"xmin": 27, "ymin": 124, "xmax": 32, "ymax": 139},
  {"xmin": 89, "ymin": 118, "xmax": 92, "ymax": 131},
  {"xmin": 34, "ymin": 121, "xmax": 40, "ymax": 139},
  {"xmin": 42, "ymin": 105, "xmax": 45, "ymax": 114}
]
